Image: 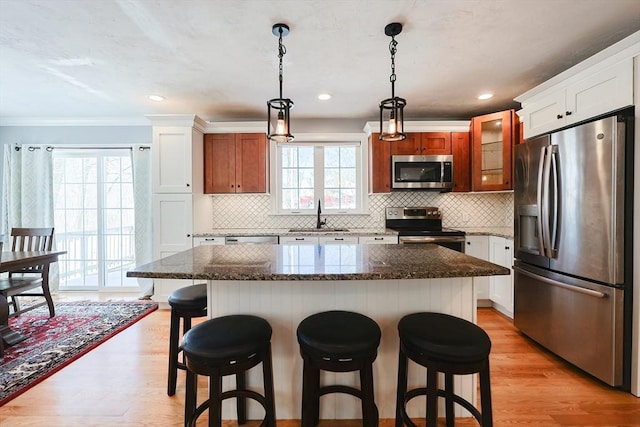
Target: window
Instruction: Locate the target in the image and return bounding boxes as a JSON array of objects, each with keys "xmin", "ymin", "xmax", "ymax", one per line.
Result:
[
  {"xmin": 273, "ymin": 134, "xmax": 367, "ymax": 214},
  {"xmin": 52, "ymin": 149, "xmax": 138, "ymax": 290}
]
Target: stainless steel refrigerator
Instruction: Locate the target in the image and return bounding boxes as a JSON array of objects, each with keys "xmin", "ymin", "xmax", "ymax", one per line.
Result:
[{"xmin": 513, "ymin": 108, "xmax": 634, "ymax": 389}]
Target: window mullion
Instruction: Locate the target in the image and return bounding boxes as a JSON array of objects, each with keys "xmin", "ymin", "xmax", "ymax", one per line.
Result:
[
  {"xmin": 96, "ymin": 153, "xmax": 106, "ymax": 289},
  {"xmin": 314, "ymin": 145, "xmax": 324, "ymax": 207}
]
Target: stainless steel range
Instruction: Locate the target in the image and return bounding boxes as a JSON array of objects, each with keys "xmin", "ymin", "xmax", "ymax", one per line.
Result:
[{"xmin": 385, "ymin": 206, "xmax": 465, "ymax": 252}]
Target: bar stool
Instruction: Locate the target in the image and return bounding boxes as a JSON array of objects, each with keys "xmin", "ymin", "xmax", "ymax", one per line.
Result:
[
  {"xmin": 396, "ymin": 312, "xmax": 493, "ymax": 427},
  {"xmin": 182, "ymin": 314, "xmax": 276, "ymax": 427},
  {"xmin": 167, "ymin": 284, "xmax": 208, "ymax": 396},
  {"xmin": 297, "ymin": 310, "xmax": 381, "ymax": 427}
]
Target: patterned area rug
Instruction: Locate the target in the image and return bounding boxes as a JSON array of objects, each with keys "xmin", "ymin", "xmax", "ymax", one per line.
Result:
[{"xmin": 0, "ymin": 301, "xmax": 158, "ymax": 405}]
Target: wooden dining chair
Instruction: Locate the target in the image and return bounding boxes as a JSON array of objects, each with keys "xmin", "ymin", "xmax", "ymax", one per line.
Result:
[{"xmin": 0, "ymin": 227, "xmax": 56, "ymax": 318}]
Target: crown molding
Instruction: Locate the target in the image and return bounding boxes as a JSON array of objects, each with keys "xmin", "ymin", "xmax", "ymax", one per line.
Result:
[
  {"xmin": 0, "ymin": 116, "xmax": 150, "ymax": 127},
  {"xmin": 363, "ymin": 120, "xmax": 471, "ymax": 135},
  {"xmin": 203, "ymin": 121, "xmax": 266, "ymax": 133}
]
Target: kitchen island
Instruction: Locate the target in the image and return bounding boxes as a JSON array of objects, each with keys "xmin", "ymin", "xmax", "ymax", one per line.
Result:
[{"xmin": 128, "ymin": 243, "xmax": 508, "ymax": 420}]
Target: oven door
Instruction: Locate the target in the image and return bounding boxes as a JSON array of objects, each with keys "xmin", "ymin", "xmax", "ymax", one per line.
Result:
[{"xmin": 398, "ymin": 235, "xmax": 465, "ymax": 253}]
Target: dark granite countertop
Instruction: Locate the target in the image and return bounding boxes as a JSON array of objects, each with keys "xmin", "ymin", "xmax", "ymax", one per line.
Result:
[
  {"xmin": 127, "ymin": 244, "xmax": 509, "ymax": 281},
  {"xmin": 193, "ymin": 228, "xmax": 397, "ymax": 237}
]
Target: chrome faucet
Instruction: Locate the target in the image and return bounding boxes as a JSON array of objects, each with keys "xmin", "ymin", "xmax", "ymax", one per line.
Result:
[{"xmin": 316, "ymin": 199, "xmax": 326, "ymax": 229}]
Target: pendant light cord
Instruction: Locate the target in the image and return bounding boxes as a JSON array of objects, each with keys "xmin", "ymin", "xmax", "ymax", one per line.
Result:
[
  {"xmin": 389, "ymin": 36, "xmax": 398, "ymax": 98},
  {"xmin": 278, "ymin": 28, "xmax": 287, "ymax": 99}
]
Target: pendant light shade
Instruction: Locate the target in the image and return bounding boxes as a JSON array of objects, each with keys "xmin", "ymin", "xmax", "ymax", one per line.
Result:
[
  {"xmin": 379, "ymin": 22, "xmax": 406, "ymax": 142},
  {"xmin": 267, "ymin": 23, "xmax": 294, "ymax": 142}
]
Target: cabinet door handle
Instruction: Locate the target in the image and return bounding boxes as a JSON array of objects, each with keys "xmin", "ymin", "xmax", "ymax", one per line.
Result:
[
  {"xmin": 374, "ymin": 237, "xmax": 383, "ymax": 240},
  {"xmin": 231, "ymin": 184, "xmax": 234, "ymax": 188},
  {"xmin": 295, "ymin": 238, "xmax": 305, "ymax": 241},
  {"xmin": 186, "ymin": 183, "xmax": 190, "ymax": 187},
  {"xmin": 565, "ymin": 111, "xmax": 572, "ymax": 116},
  {"xmin": 505, "ymin": 246, "xmax": 510, "ymax": 250},
  {"xmin": 556, "ymin": 114, "xmax": 563, "ymax": 119},
  {"xmin": 187, "ymin": 234, "xmax": 191, "ymax": 237},
  {"xmin": 467, "ymin": 241, "xmax": 471, "ymax": 245}
]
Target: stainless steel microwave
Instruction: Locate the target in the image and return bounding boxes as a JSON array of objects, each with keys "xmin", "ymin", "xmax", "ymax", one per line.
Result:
[{"xmin": 391, "ymin": 155, "xmax": 454, "ymax": 190}]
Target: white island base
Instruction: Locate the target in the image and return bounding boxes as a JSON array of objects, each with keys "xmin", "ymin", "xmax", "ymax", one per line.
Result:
[{"xmin": 207, "ymin": 277, "xmax": 478, "ymax": 421}]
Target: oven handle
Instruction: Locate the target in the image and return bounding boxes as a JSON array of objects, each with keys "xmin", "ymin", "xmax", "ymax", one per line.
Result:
[{"xmin": 399, "ymin": 236, "xmax": 466, "ymax": 244}]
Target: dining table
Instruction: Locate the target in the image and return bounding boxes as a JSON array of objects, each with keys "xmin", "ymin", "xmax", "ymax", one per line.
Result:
[{"xmin": 0, "ymin": 250, "xmax": 66, "ymax": 357}]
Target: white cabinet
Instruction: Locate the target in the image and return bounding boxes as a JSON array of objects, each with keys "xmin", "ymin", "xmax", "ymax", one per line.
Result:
[
  {"xmin": 358, "ymin": 235, "xmax": 399, "ymax": 244},
  {"xmin": 153, "ymin": 126, "xmax": 202, "ymax": 193},
  {"xmin": 519, "ymin": 58, "xmax": 633, "ymax": 139},
  {"xmin": 279, "ymin": 236, "xmax": 319, "ymax": 244},
  {"xmin": 465, "ymin": 236, "xmax": 491, "ymax": 303},
  {"xmin": 193, "ymin": 236, "xmax": 225, "ymax": 246},
  {"xmin": 152, "ymin": 193, "xmax": 194, "ymax": 304},
  {"xmin": 149, "ymin": 115, "xmax": 212, "ymax": 305},
  {"xmin": 489, "ymin": 236, "xmax": 514, "ymax": 318},
  {"xmin": 318, "ymin": 235, "xmax": 359, "ymax": 244}
]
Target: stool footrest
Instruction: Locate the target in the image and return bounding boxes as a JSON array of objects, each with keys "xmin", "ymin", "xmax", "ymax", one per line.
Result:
[
  {"xmin": 192, "ymin": 389, "xmax": 270, "ymax": 427},
  {"xmin": 319, "ymin": 384, "xmax": 363, "ymax": 399},
  {"xmin": 399, "ymin": 386, "xmax": 484, "ymax": 426}
]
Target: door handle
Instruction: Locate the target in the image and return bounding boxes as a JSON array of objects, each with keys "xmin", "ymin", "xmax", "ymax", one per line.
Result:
[{"xmin": 514, "ymin": 267, "xmax": 607, "ymax": 298}]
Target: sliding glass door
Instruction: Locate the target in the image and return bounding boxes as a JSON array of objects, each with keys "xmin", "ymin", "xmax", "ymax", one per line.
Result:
[{"xmin": 52, "ymin": 149, "xmax": 137, "ymax": 290}]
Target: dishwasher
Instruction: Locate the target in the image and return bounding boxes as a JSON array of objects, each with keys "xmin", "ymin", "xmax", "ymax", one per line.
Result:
[{"xmin": 224, "ymin": 236, "xmax": 279, "ymax": 245}]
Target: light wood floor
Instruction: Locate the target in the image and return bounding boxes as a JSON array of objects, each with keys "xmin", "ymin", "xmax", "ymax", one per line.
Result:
[{"xmin": 1, "ymin": 295, "xmax": 639, "ymax": 426}]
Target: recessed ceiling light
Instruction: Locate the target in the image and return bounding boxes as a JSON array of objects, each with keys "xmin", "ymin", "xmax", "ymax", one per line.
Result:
[
  {"xmin": 478, "ymin": 93, "xmax": 493, "ymax": 100},
  {"xmin": 149, "ymin": 95, "xmax": 165, "ymax": 102},
  {"xmin": 318, "ymin": 93, "xmax": 332, "ymax": 101}
]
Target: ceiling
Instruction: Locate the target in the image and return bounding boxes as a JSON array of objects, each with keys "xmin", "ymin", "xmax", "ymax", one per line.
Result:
[{"xmin": 1, "ymin": 0, "xmax": 639, "ymax": 125}]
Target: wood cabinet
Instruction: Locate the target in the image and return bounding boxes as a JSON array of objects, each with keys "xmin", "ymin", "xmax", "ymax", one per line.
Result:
[
  {"xmin": 471, "ymin": 109, "xmax": 517, "ymax": 191},
  {"xmin": 489, "ymin": 236, "xmax": 514, "ymax": 318},
  {"xmin": 390, "ymin": 132, "xmax": 452, "ymax": 156},
  {"xmin": 368, "ymin": 131, "xmax": 454, "ymax": 193},
  {"xmin": 368, "ymin": 132, "xmax": 391, "ymax": 193},
  {"xmin": 464, "ymin": 235, "xmax": 490, "ymax": 303},
  {"xmin": 204, "ymin": 133, "xmax": 267, "ymax": 194},
  {"xmin": 451, "ymin": 131, "xmax": 471, "ymax": 192},
  {"xmin": 518, "ymin": 58, "xmax": 633, "ymax": 139}
]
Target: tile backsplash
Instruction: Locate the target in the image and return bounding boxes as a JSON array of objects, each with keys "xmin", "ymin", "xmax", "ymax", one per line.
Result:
[{"xmin": 207, "ymin": 192, "xmax": 514, "ymax": 230}]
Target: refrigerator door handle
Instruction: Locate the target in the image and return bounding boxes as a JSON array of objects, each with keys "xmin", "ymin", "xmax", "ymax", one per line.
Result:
[
  {"xmin": 541, "ymin": 146, "xmax": 554, "ymax": 258},
  {"xmin": 550, "ymin": 145, "xmax": 559, "ymax": 257},
  {"xmin": 514, "ymin": 266, "xmax": 608, "ymax": 298},
  {"xmin": 536, "ymin": 145, "xmax": 547, "ymax": 256}
]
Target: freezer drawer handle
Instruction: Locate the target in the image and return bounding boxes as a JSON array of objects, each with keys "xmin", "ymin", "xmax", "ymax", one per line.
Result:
[{"xmin": 514, "ymin": 267, "xmax": 607, "ymax": 299}]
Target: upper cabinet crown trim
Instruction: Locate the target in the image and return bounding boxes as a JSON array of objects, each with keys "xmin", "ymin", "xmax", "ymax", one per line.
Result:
[
  {"xmin": 363, "ymin": 120, "xmax": 471, "ymax": 136},
  {"xmin": 515, "ymin": 30, "xmax": 640, "ymax": 104}
]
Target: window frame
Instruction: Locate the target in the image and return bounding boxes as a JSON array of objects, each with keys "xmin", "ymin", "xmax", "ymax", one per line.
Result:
[
  {"xmin": 269, "ymin": 133, "xmax": 369, "ymax": 215},
  {"xmin": 52, "ymin": 147, "xmax": 138, "ymax": 291}
]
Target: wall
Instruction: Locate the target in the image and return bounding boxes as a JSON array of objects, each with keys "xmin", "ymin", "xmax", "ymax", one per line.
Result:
[{"xmin": 205, "ymin": 191, "xmax": 513, "ymax": 231}]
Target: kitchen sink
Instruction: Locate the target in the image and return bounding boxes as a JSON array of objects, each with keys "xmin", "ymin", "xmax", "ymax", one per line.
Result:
[{"xmin": 288, "ymin": 228, "xmax": 349, "ymax": 232}]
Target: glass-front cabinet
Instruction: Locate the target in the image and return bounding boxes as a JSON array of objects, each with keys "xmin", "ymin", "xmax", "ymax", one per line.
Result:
[{"xmin": 471, "ymin": 109, "xmax": 517, "ymax": 191}]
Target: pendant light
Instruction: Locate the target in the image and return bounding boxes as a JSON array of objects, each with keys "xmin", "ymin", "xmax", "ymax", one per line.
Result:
[
  {"xmin": 379, "ymin": 22, "xmax": 406, "ymax": 141},
  {"xmin": 267, "ymin": 23, "xmax": 294, "ymax": 142}
]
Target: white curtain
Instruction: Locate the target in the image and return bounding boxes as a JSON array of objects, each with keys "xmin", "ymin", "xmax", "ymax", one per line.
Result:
[
  {"xmin": 131, "ymin": 145, "xmax": 153, "ymax": 298},
  {"xmin": 2, "ymin": 144, "xmax": 59, "ymax": 290}
]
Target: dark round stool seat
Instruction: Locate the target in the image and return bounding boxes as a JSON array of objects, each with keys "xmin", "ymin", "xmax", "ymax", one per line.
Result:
[
  {"xmin": 297, "ymin": 310, "xmax": 381, "ymax": 427},
  {"xmin": 182, "ymin": 314, "xmax": 276, "ymax": 427},
  {"xmin": 398, "ymin": 312, "xmax": 491, "ymax": 363},
  {"xmin": 168, "ymin": 283, "xmax": 208, "ymax": 313},
  {"xmin": 167, "ymin": 284, "xmax": 208, "ymax": 397},
  {"xmin": 182, "ymin": 315, "xmax": 272, "ymax": 364},
  {"xmin": 396, "ymin": 312, "xmax": 493, "ymax": 427},
  {"xmin": 297, "ymin": 310, "xmax": 381, "ymax": 359}
]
